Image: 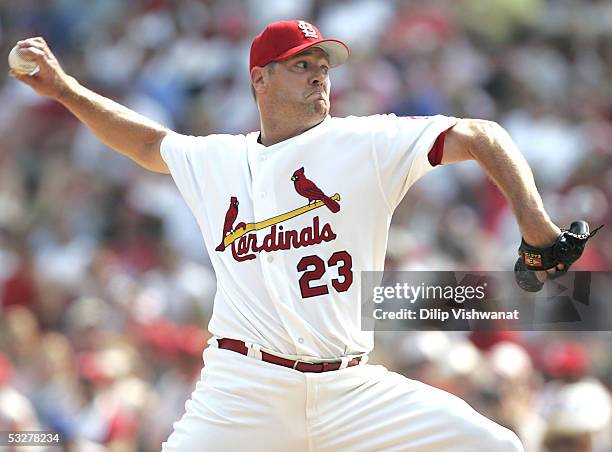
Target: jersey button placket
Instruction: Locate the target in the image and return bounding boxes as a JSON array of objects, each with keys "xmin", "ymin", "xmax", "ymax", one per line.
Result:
[
  {"xmin": 250, "ymin": 151, "xmax": 268, "ymax": 243},
  {"xmin": 251, "ymin": 150, "xmax": 280, "ymax": 298}
]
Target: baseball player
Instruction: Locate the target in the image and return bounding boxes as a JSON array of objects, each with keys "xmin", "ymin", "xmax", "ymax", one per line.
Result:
[{"xmin": 14, "ymin": 19, "xmax": 588, "ymax": 451}]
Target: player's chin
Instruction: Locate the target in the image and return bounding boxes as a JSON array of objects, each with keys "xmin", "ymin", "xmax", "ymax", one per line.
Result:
[{"xmin": 309, "ymin": 99, "xmax": 329, "ymax": 117}]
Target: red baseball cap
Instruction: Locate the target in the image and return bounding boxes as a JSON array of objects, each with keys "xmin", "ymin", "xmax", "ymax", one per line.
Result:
[{"xmin": 250, "ymin": 20, "xmax": 349, "ymax": 72}]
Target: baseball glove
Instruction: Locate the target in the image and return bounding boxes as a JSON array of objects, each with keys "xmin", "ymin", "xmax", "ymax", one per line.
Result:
[{"xmin": 514, "ymin": 220, "xmax": 603, "ymax": 292}]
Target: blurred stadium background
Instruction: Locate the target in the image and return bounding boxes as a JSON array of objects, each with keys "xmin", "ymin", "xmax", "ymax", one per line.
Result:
[{"xmin": 0, "ymin": 1, "xmax": 611, "ymax": 451}]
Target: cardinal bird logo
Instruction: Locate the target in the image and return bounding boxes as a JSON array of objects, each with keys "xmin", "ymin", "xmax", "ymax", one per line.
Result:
[
  {"xmin": 291, "ymin": 167, "xmax": 340, "ymax": 213},
  {"xmin": 215, "ymin": 196, "xmax": 239, "ymax": 251},
  {"xmin": 215, "ymin": 171, "xmax": 341, "ymax": 259}
]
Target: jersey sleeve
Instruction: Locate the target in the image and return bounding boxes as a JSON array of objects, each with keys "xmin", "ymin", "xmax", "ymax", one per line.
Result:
[
  {"xmin": 372, "ymin": 114, "xmax": 458, "ymax": 210},
  {"xmin": 160, "ymin": 132, "xmax": 207, "ymax": 213}
]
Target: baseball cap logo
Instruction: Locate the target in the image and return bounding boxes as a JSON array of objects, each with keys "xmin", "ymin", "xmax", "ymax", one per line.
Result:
[{"xmin": 297, "ymin": 20, "xmax": 318, "ymax": 38}]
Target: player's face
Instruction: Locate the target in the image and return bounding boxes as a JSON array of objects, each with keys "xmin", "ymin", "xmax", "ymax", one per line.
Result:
[{"xmin": 268, "ymin": 48, "xmax": 331, "ymax": 120}]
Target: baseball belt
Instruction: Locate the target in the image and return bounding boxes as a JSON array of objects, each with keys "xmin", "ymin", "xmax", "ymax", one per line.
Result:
[{"xmin": 216, "ymin": 338, "xmax": 362, "ymax": 373}]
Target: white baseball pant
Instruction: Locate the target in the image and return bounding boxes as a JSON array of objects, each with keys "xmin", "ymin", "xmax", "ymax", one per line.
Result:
[{"xmin": 162, "ymin": 345, "xmax": 523, "ymax": 451}]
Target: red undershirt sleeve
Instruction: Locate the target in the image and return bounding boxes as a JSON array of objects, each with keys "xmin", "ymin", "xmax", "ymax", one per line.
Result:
[{"xmin": 427, "ymin": 128, "xmax": 450, "ymax": 167}]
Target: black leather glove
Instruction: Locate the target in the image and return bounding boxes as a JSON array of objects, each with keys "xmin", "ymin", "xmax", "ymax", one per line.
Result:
[{"xmin": 514, "ymin": 221, "xmax": 603, "ymax": 292}]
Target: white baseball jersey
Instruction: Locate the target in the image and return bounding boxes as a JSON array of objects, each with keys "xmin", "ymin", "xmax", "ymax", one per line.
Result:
[{"xmin": 160, "ymin": 114, "xmax": 457, "ymax": 359}]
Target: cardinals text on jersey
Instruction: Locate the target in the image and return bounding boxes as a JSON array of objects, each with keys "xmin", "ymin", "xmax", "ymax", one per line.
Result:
[{"xmin": 215, "ymin": 167, "xmax": 342, "ymax": 263}]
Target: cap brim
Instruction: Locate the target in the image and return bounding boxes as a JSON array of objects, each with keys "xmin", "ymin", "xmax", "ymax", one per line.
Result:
[
  {"xmin": 273, "ymin": 39, "xmax": 349, "ymax": 68},
  {"xmin": 313, "ymin": 40, "xmax": 349, "ymax": 67}
]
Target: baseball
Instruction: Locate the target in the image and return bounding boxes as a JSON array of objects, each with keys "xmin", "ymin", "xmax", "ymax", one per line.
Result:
[{"xmin": 8, "ymin": 45, "xmax": 39, "ymax": 74}]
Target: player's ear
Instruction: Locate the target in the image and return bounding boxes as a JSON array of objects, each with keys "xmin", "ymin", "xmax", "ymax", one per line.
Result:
[{"xmin": 251, "ymin": 67, "xmax": 267, "ymax": 96}]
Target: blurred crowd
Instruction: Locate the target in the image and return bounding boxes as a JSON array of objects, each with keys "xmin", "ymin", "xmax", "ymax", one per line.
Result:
[{"xmin": 0, "ymin": 0, "xmax": 611, "ymax": 451}]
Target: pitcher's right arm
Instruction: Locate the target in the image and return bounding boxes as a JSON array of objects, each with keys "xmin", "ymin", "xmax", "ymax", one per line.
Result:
[{"xmin": 9, "ymin": 37, "xmax": 170, "ymax": 174}]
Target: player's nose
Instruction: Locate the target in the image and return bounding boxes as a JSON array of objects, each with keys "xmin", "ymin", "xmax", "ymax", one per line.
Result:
[
  {"xmin": 309, "ymin": 67, "xmax": 328, "ymax": 86},
  {"xmin": 309, "ymin": 75, "xmax": 322, "ymax": 86}
]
